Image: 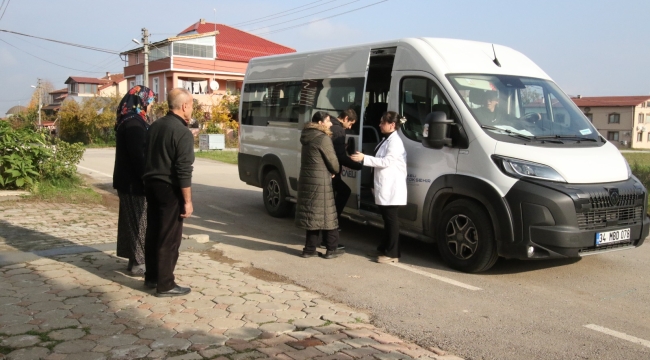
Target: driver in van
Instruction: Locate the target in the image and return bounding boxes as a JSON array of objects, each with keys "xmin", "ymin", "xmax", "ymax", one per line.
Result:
[{"xmin": 473, "ymin": 90, "xmax": 500, "ymax": 123}]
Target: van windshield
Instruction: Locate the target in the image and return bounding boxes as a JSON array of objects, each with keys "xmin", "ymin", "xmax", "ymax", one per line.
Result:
[{"xmin": 448, "ymin": 74, "xmax": 600, "ymax": 143}]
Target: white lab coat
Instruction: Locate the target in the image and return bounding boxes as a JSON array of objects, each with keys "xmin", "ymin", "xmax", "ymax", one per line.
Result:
[{"xmin": 363, "ymin": 131, "xmax": 407, "ymax": 205}]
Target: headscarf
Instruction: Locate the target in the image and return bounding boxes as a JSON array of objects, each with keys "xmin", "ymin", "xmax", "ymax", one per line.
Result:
[{"xmin": 115, "ymin": 85, "xmax": 155, "ymax": 130}]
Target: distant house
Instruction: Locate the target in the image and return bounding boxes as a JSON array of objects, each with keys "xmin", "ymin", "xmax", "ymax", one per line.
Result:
[
  {"xmin": 121, "ymin": 19, "xmax": 295, "ymax": 111},
  {"xmin": 572, "ymin": 95, "xmax": 650, "ymax": 149},
  {"xmin": 4, "ymin": 105, "xmax": 27, "ymax": 118},
  {"xmin": 42, "ymin": 88, "xmax": 68, "ymax": 115}
]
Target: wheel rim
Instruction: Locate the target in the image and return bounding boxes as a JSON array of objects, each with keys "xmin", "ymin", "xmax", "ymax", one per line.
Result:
[
  {"xmin": 444, "ymin": 214, "xmax": 478, "ymax": 260},
  {"xmin": 266, "ymin": 179, "xmax": 281, "ymax": 209}
]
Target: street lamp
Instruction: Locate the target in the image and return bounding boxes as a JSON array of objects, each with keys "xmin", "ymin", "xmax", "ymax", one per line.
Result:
[{"xmin": 30, "ymin": 83, "xmax": 41, "ymax": 127}]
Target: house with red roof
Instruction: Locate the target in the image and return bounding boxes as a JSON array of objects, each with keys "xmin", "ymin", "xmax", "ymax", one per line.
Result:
[
  {"xmin": 120, "ymin": 19, "xmax": 295, "ymax": 111},
  {"xmin": 572, "ymin": 95, "xmax": 650, "ymax": 149}
]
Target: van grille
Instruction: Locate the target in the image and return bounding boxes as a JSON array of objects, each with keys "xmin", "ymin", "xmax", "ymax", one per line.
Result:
[
  {"xmin": 588, "ymin": 188, "xmax": 636, "ymax": 208},
  {"xmin": 576, "ymin": 206, "xmax": 643, "ymax": 230}
]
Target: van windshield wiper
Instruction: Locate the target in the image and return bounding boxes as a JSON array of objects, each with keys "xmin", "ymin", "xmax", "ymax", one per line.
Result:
[
  {"xmin": 534, "ymin": 135, "xmax": 598, "ymax": 142},
  {"xmin": 480, "ymin": 125, "xmax": 533, "ymax": 141}
]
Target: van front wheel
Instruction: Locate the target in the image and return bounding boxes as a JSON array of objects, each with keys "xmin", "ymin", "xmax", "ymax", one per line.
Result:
[
  {"xmin": 263, "ymin": 170, "xmax": 291, "ymax": 218},
  {"xmin": 437, "ymin": 199, "xmax": 498, "ymax": 273}
]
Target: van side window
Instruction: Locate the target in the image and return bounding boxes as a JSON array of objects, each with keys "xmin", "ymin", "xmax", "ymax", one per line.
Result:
[
  {"xmin": 301, "ymin": 77, "xmax": 365, "ymax": 134},
  {"xmin": 400, "ymin": 77, "xmax": 456, "ymax": 141},
  {"xmin": 241, "ymin": 81, "xmax": 303, "ymax": 126}
]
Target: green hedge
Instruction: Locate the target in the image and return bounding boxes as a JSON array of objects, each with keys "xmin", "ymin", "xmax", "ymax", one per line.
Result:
[{"xmin": 0, "ymin": 121, "xmax": 85, "ymax": 190}]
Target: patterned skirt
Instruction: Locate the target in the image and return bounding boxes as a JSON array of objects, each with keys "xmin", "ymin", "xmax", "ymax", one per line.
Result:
[{"xmin": 116, "ymin": 191, "xmax": 147, "ymax": 265}]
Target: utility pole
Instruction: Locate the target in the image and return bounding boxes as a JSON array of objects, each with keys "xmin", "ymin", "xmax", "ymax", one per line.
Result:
[
  {"xmin": 36, "ymin": 78, "xmax": 42, "ymax": 128},
  {"xmin": 142, "ymin": 28, "xmax": 149, "ymax": 88}
]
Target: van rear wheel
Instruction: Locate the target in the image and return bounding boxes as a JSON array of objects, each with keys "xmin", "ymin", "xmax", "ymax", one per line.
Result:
[
  {"xmin": 263, "ymin": 170, "xmax": 291, "ymax": 218},
  {"xmin": 437, "ymin": 199, "xmax": 498, "ymax": 273}
]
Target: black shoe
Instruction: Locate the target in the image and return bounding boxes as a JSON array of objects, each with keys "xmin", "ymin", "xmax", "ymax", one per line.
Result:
[
  {"xmin": 156, "ymin": 285, "xmax": 191, "ymax": 297},
  {"xmin": 319, "ymin": 243, "xmax": 345, "ymax": 250},
  {"xmin": 144, "ymin": 280, "xmax": 157, "ymax": 289},
  {"xmin": 320, "ymin": 249, "xmax": 345, "ymax": 259},
  {"xmin": 300, "ymin": 251, "xmax": 319, "ymax": 258}
]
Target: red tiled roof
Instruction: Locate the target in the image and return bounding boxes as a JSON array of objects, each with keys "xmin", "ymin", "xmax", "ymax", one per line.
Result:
[
  {"xmin": 572, "ymin": 96, "xmax": 650, "ymax": 107},
  {"xmin": 49, "ymin": 88, "xmax": 67, "ymax": 94},
  {"xmin": 65, "ymin": 77, "xmax": 109, "ymax": 85},
  {"xmin": 99, "ymin": 73, "xmax": 126, "ymax": 91},
  {"xmin": 178, "ymin": 21, "xmax": 295, "ymax": 62}
]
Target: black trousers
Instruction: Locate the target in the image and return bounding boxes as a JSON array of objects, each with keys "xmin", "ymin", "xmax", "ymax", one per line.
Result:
[
  {"xmin": 144, "ymin": 180, "xmax": 184, "ymax": 292},
  {"xmin": 378, "ymin": 205, "xmax": 400, "ymax": 258},
  {"xmin": 304, "ymin": 229, "xmax": 339, "ymax": 253},
  {"xmin": 332, "ymin": 173, "xmax": 351, "ymax": 219}
]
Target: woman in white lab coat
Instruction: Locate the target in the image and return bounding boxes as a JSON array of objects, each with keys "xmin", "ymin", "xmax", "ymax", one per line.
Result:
[{"xmin": 351, "ymin": 111, "xmax": 407, "ymax": 263}]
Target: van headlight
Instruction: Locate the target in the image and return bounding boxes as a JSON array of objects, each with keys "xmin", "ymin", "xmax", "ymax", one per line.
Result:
[{"xmin": 492, "ymin": 156, "xmax": 566, "ymax": 183}]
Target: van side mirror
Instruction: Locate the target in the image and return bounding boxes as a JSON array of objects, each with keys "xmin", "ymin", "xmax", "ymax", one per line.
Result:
[
  {"xmin": 422, "ymin": 111, "xmax": 453, "ymax": 149},
  {"xmin": 346, "ymin": 137, "xmax": 356, "ymax": 155}
]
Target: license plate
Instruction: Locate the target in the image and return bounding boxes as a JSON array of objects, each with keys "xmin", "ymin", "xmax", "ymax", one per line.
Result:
[{"xmin": 595, "ymin": 228, "xmax": 631, "ymax": 246}]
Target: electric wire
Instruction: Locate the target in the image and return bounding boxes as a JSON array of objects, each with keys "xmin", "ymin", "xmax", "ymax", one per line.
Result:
[
  {"xmin": 232, "ymin": 0, "xmax": 325, "ymax": 26},
  {"xmin": 0, "ymin": 0, "xmax": 10, "ymax": 22},
  {"xmin": 0, "ymin": 38, "xmax": 106, "ymax": 74},
  {"xmin": 245, "ymin": 0, "xmax": 361, "ymax": 33},
  {"xmin": 234, "ymin": 0, "xmax": 338, "ymax": 27},
  {"xmin": 255, "ymin": 0, "xmax": 389, "ymax": 36},
  {"xmin": 0, "ymin": 28, "xmax": 119, "ymax": 54}
]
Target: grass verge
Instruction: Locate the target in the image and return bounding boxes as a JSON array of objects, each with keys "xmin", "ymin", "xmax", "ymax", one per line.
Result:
[
  {"xmin": 25, "ymin": 176, "xmax": 103, "ymax": 205},
  {"xmin": 194, "ymin": 150, "xmax": 238, "ymax": 164}
]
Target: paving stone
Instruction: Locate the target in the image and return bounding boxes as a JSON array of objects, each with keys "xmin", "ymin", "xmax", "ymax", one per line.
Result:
[
  {"xmin": 53, "ymin": 339, "xmax": 96, "ymax": 353},
  {"xmin": 258, "ymin": 322, "xmax": 295, "ymax": 335},
  {"xmin": 317, "ymin": 354, "xmax": 354, "ymax": 360},
  {"xmin": 286, "ymin": 337, "xmax": 325, "ymax": 349},
  {"xmin": 161, "ymin": 312, "xmax": 198, "ymax": 324},
  {"xmin": 6, "ymin": 346, "xmax": 50, "ymax": 360},
  {"xmin": 1, "ymin": 334, "xmax": 41, "ymax": 348},
  {"xmin": 195, "ymin": 308, "xmax": 229, "ymax": 319},
  {"xmin": 167, "ymin": 352, "xmax": 203, "ymax": 360},
  {"xmin": 314, "ymin": 324, "xmax": 346, "ymax": 335},
  {"xmin": 342, "ymin": 337, "xmax": 381, "ymax": 348},
  {"xmin": 174, "ymin": 322, "xmax": 213, "ymax": 334},
  {"xmin": 224, "ymin": 327, "xmax": 263, "ymax": 340},
  {"xmin": 0, "ymin": 313, "xmax": 32, "ymax": 326},
  {"xmin": 373, "ymin": 353, "xmax": 414, "ymax": 360},
  {"xmin": 257, "ymin": 302, "xmax": 289, "ymax": 311},
  {"xmin": 315, "ymin": 333, "xmax": 349, "ymax": 344},
  {"xmin": 97, "ymin": 334, "xmax": 139, "ymax": 347},
  {"xmin": 89, "ymin": 324, "xmax": 126, "ymax": 336},
  {"xmin": 284, "ymin": 346, "xmax": 326, "ymax": 360},
  {"xmin": 274, "ymin": 310, "xmax": 307, "ymax": 320},
  {"xmin": 228, "ymin": 304, "xmax": 261, "ymax": 313},
  {"xmin": 315, "ymin": 341, "xmax": 354, "ymax": 355},
  {"xmin": 231, "ymin": 350, "xmax": 267, "ymax": 360},
  {"xmin": 0, "ymin": 323, "xmax": 38, "ymax": 335},
  {"xmin": 209, "ymin": 318, "xmax": 245, "ymax": 329},
  {"xmin": 287, "ymin": 331, "xmax": 315, "ymax": 340},
  {"xmin": 244, "ymin": 313, "xmax": 277, "ymax": 324},
  {"xmin": 48, "ymin": 328, "xmax": 86, "ymax": 341},
  {"xmin": 212, "ymin": 296, "xmax": 245, "ymax": 305},
  {"xmin": 396, "ymin": 345, "xmax": 437, "ymax": 359},
  {"xmin": 341, "ymin": 346, "xmax": 382, "ymax": 359},
  {"xmin": 64, "ymin": 352, "xmax": 106, "ymax": 360},
  {"xmin": 243, "ymin": 293, "xmax": 273, "ymax": 302},
  {"xmin": 292, "ymin": 318, "xmax": 326, "ymax": 328},
  {"xmin": 199, "ymin": 346, "xmax": 235, "ymax": 358},
  {"xmin": 150, "ymin": 337, "xmax": 191, "ymax": 351},
  {"xmin": 322, "ymin": 314, "xmax": 357, "ymax": 323},
  {"xmin": 188, "ymin": 333, "xmax": 228, "ymax": 346}
]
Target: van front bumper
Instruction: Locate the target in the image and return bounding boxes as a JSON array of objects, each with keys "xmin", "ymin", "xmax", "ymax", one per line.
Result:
[{"xmin": 501, "ymin": 177, "xmax": 648, "ymax": 260}]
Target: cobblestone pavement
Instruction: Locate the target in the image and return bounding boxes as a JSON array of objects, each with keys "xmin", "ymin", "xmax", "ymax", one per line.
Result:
[
  {"xmin": 0, "ymin": 203, "xmax": 117, "ymax": 252},
  {"xmin": 0, "ymin": 201, "xmax": 463, "ymax": 360}
]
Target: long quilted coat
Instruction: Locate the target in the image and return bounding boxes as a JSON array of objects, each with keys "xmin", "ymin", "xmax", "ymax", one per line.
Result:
[{"xmin": 295, "ymin": 122, "xmax": 340, "ymax": 230}]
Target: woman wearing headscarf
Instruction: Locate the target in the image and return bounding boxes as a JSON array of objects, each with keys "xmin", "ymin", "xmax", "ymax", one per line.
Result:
[
  {"xmin": 295, "ymin": 111, "xmax": 342, "ymax": 259},
  {"xmin": 351, "ymin": 111, "xmax": 407, "ymax": 264},
  {"xmin": 113, "ymin": 85, "xmax": 155, "ymax": 275}
]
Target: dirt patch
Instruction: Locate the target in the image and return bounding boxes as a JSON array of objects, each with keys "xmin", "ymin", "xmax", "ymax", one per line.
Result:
[
  {"xmin": 204, "ymin": 248, "xmax": 240, "ymax": 265},
  {"xmin": 81, "ymin": 175, "xmax": 119, "ymax": 213},
  {"xmin": 240, "ymin": 267, "xmax": 292, "ymax": 283}
]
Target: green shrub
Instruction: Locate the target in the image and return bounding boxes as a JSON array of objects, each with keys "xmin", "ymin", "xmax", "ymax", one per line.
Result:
[
  {"xmin": 631, "ymin": 162, "xmax": 650, "ymax": 192},
  {"xmin": 0, "ymin": 121, "xmax": 84, "ymax": 190}
]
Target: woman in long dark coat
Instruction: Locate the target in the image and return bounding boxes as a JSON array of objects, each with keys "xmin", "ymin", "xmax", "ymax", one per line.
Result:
[
  {"xmin": 112, "ymin": 85, "xmax": 155, "ymax": 275},
  {"xmin": 295, "ymin": 111, "xmax": 342, "ymax": 259}
]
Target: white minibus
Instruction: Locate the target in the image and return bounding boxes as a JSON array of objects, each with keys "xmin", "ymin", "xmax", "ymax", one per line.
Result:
[{"xmin": 237, "ymin": 38, "xmax": 649, "ymax": 272}]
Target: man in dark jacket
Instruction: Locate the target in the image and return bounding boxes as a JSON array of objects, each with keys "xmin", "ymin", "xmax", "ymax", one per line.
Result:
[
  {"xmin": 143, "ymin": 88, "xmax": 195, "ymax": 297},
  {"xmin": 327, "ymin": 110, "xmax": 363, "ymax": 242}
]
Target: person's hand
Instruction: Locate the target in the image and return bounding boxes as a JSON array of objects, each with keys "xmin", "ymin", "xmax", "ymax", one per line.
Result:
[
  {"xmin": 350, "ymin": 151, "xmax": 364, "ymax": 162},
  {"xmin": 180, "ymin": 201, "xmax": 193, "ymax": 218},
  {"xmin": 525, "ymin": 112, "xmax": 542, "ymax": 123},
  {"xmin": 332, "ymin": 174, "xmax": 336, "ymax": 178}
]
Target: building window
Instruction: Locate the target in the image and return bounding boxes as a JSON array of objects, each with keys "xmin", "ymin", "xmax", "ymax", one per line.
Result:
[
  {"xmin": 150, "ymin": 45, "xmax": 170, "ymax": 61},
  {"xmin": 135, "ymin": 75, "xmax": 143, "ymax": 86},
  {"xmin": 647, "ymin": 132, "xmax": 650, "ymax": 142},
  {"xmin": 638, "ymin": 132, "xmax": 643, "ymax": 142},
  {"xmin": 585, "ymin": 113, "xmax": 593, "ymax": 122},
  {"xmin": 607, "ymin": 132, "xmax": 619, "ymax": 141},
  {"xmin": 129, "ymin": 80, "xmax": 135, "ymax": 89},
  {"xmin": 640, "ymin": 113, "xmax": 646, "ymax": 123},
  {"xmin": 152, "ymin": 78, "xmax": 159, "ymax": 97},
  {"xmin": 173, "ymin": 43, "xmax": 213, "ymax": 59},
  {"xmin": 608, "ymin": 113, "xmax": 620, "ymax": 124},
  {"xmin": 226, "ymin": 81, "xmax": 238, "ymax": 94},
  {"xmin": 135, "ymin": 53, "xmax": 139, "ymax": 64}
]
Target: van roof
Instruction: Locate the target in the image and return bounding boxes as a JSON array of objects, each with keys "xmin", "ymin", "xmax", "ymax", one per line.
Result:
[{"xmin": 248, "ymin": 37, "xmax": 551, "ymax": 80}]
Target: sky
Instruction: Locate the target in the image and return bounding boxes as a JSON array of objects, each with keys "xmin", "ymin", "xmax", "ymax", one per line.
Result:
[{"xmin": 1, "ymin": 0, "xmax": 649, "ymax": 116}]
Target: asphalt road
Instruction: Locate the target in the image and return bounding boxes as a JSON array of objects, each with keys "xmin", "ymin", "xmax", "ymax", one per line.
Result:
[{"xmin": 78, "ymin": 148, "xmax": 650, "ymax": 360}]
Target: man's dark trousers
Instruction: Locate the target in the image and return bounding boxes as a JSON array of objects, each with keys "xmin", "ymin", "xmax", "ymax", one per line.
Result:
[
  {"xmin": 144, "ymin": 180, "xmax": 184, "ymax": 292},
  {"xmin": 332, "ymin": 173, "xmax": 351, "ymax": 218}
]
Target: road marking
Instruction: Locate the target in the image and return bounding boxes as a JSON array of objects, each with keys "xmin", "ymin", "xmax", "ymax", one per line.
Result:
[
  {"xmin": 207, "ymin": 204, "xmax": 243, "ymax": 217},
  {"xmin": 77, "ymin": 165, "xmax": 112, "ymax": 178},
  {"xmin": 388, "ymin": 262, "xmax": 482, "ymax": 291},
  {"xmin": 184, "ymin": 223, "xmax": 225, "ymax": 234},
  {"xmin": 205, "ymin": 219, "xmax": 227, "ymax": 225},
  {"xmin": 584, "ymin": 324, "xmax": 650, "ymax": 348}
]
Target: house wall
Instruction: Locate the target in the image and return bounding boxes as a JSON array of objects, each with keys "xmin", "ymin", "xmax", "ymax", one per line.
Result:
[
  {"xmin": 633, "ymin": 104, "xmax": 650, "ymax": 149},
  {"xmin": 581, "ymin": 106, "xmax": 636, "ymax": 148}
]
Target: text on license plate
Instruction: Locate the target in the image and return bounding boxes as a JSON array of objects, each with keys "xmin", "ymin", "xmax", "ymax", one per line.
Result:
[{"xmin": 595, "ymin": 228, "xmax": 631, "ymax": 246}]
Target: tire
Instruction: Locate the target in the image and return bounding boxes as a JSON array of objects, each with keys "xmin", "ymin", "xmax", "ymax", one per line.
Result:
[
  {"xmin": 262, "ymin": 170, "xmax": 291, "ymax": 218},
  {"xmin": 436, "ymin": 199, "xmax": 498, "ymax": 273}
]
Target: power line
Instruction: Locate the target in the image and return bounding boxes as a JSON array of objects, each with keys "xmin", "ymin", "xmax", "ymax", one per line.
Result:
[
  {"xmin": 246, "ymin": 0, "xmax": 361, "ymax": 33},
  {"xmin": 0, "ymin": 38, "xmax": 106, "ymax": 74},
  {"xmin": 0, "ymin": 28, "xmax": 119, "ymax": 54},
  {"xmin": 234, "ymin": 0, "xmax": 337, "ymax": 27},
  {"xmin": 0, "ymin": 0, "xmax": 10, "ymax": 22},
  {"xmin": 255, "ymin": 0, "xmax": 389, "ymax": 36}
]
